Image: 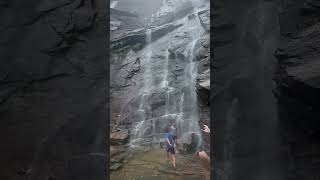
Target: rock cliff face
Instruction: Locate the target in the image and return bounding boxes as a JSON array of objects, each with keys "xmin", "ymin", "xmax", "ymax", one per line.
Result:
[
  {"xmin": 0, "ymin": 0, "xmax": 107, "ymax": 179},
  {"xmin": 274, "ymin": 0, "xmax": 320, "ymax": 179},
  {"xmin": 212, "ymin": 0, "xmax": 320, "ymax": 179},
  {"xmin": 212, "ymin": 0, "xmax": 285, "ymax": 179}
]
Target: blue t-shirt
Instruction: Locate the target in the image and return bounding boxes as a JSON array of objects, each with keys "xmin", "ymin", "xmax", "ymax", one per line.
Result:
[{"xmin": 166, "ymin": 132, "xmax": 174, "ymax": 145}]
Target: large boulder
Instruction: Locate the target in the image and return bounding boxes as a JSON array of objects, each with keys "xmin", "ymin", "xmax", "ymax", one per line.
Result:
[{"xmin": 111, "ymin": 131, "xmax": 130, "ymax": 145}]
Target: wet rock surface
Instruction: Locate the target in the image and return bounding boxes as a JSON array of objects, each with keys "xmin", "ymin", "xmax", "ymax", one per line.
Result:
[
  {"xmin": 274, "ymin": 1, "xmax": 320, "ymax": 179},
  {"xmin": 0, "ymin": 0, "xmax": 107, "ymax": 179},
  {"xmin": 212, "ymin": 0, "xmax": 320, "ymax": 179},
  {"xmin": 212, "ymin": 0, "xmax": 285, "ymax": 179},
  {"xmin": 198, "ymin": 10, "xmax": 210, "ymax": 32},
  {"xmin": 111, "ymin": 23, "xmax": 183, "ymax": 51}
]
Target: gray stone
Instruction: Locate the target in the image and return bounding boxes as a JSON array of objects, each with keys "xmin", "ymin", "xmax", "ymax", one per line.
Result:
[{"xmin": 198, "ymin": 9, "xmax": 210, "ymax": 32}]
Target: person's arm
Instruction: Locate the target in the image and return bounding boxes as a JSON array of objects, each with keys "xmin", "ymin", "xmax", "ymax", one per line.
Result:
[
  {"xmin": 202, "ymin": 125, "xmax": 210, "ymax": 133},
  {"xmin": 167, "ymin": 137, "xmax": 172, "ymax": 146}
]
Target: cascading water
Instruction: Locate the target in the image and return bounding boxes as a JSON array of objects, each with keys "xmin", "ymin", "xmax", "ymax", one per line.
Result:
[
  {"xmin": 129, "ymin": 1, "xmax": 206, "ymax": 151},
  {"xmin": 130, "ymin": 28, "xmax": 156, "ymax": 145},
  {"xmin": 143, "ymin": 29, "xmax": 153, "ymax": 93},
  {"xmin": 177, "ymin": 14, "xmax": 204, "ymax": 149},
  {"xmin": 111, "ymin": 0, "xmax": 210, "ymax": 179}
]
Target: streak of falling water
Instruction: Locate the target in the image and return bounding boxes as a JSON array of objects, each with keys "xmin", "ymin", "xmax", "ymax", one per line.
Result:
[
  {"xmin": 182, "ymin": 9, "xmax": 204, "ymax": 148},
  {"xmin": 177, "ymin": 93, "xmax": 185, "ymax": 138},
  {"xmin": 110, "ymin": 0, "xmax": 118, "ymax": 8},
  {"xmin": 162, "ymin": 49, "xmax": 169, "ymax": 88},
  {"xmin": 131, "ymin": 29, "xmax": 154, "ymax": 144},
  {"xmin": 143, "ymin": 29, "xmax": 153, "ymax": 94},
  {"xmin": 130, "ymin": 3, "xmax": 206, "ymax": 147}
]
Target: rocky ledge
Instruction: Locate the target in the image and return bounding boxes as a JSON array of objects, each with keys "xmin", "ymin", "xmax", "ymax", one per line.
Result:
[{"xmin": 111, "ymin": 23, "xmax": 183, "ymax": 51}]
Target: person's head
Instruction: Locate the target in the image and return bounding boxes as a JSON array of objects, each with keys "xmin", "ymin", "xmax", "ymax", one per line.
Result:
[{"xmin": 167, "ymin": 127, "xmax": 171, "ymax": 133}]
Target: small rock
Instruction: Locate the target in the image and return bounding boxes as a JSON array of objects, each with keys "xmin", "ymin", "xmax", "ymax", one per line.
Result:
[{"xmin": 110, "ymin": 163, "xmax": 122, "ymax": 171}]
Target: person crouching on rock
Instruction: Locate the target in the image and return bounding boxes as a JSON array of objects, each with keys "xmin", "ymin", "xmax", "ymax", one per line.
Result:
[
  {"xmin": 166, "ymin": 127, "xmax": 176, "ymax": 169},
  {"xmin": 196, "ymin": 124, "xmax": 210, "ymax": 171}
]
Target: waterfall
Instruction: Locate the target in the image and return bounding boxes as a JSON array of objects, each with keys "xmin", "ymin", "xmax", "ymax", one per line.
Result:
[
  {"xmin": 129, "ymin": 2, "xmax": 205, "ymax": 149},
  {"xmin": 177, "ymin": 9, "xmax": 204, "ymax": 149}
]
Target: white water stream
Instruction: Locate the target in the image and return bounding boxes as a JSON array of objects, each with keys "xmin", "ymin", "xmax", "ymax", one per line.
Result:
[{"xmin": 128, "ymin": 1, "xmax": 207, "ymax": 150}]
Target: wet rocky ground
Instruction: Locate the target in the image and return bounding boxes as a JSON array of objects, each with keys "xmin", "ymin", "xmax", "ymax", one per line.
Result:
[{"xmin": 110, "ymin": 146, "xmax": 210, "ymax": 180}]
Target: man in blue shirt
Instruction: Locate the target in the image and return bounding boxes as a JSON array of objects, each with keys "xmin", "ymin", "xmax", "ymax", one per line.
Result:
[{"xmin": 166, "ymin": 127, "xmax": 176, "ymax": 169}]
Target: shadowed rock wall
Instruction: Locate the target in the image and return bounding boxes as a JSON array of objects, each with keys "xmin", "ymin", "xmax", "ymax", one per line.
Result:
[
  {"xmin": 0, "ymin": 0, "xmax": 108, "ymax": 179},
  {"xmin": 212, "ymin": 0, "xmax": 320, "ymax": 179}
]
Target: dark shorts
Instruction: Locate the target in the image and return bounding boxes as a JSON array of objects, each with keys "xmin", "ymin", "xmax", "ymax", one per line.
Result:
[{"xmin": 166, "ymin": 145, "xmax": 175, "ymax": 155}]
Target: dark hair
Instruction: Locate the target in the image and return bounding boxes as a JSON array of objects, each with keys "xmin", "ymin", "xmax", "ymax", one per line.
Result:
[{"xmin": 166, "ymin": 127, "xmax": 171, "ymax": 133}]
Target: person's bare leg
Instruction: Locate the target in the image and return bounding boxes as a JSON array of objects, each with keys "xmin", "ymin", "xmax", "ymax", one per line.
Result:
[
  {"xmin": 172, "ymin": 154, "xmax": 176, "ymax": 169},
  {"xmin": 199, "ymin": 151, "xmax": 210, "ymax": 171}
]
